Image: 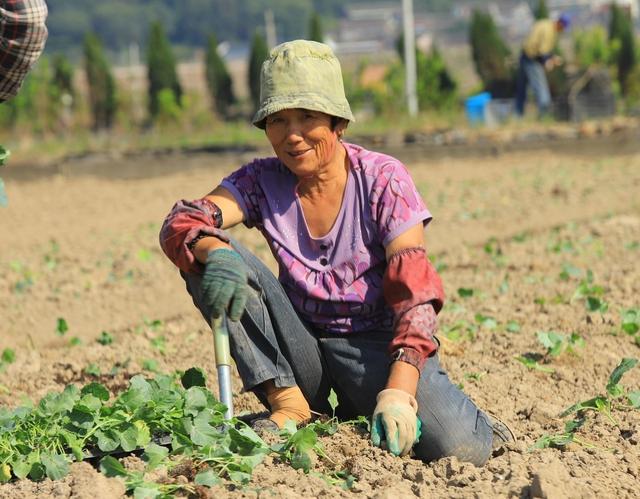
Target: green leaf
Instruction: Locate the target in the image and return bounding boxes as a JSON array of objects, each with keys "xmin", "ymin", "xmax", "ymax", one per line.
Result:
[
  {"xmin": 0, "ymin": 146, "xmax": 9, "ymax": 165},
  {"xmin": 11, "ymin": 459, "xmax": 31, "ymax": 480},
  {"xmin": 586, "ymin": 296, "xmax": 608, "ymax": 313},
  {"xmin": 56, "ymin": 317, "xmax": 69, "ymax": 336},
  {"xmin": 627, "ymin": 391, "xmax": 640, "ymax": 408},
  {"xmin": 328, "ymin": 388, "xmax": 339, "ymax": 415},
  {"xmin": 606, "ymin": 358, "xmax": 638, "ymax": 396},
  {"xmin": 290, "ymin": 449, "xmax": 312, "ymax": 472},
  {"xmin": 457, "ymin": 287, "xmax": 474, "ymax": 298},
  {"xmin": 475, "ymin": 313, "xmax": 497, "ymax": 329},
  {"xmin": 195, "ymin": 468, "xmax": 220, "ymax": 487},
  {"xmin": 133, "ymin": 486, "xmax": 161, "ymax": 499},
  {"xmin": 118, "ymin": 423, "xmax": 140, "ymax": 452},
  {"xmin": 100, "ymin": 456, "xmax": 128, "ymax": 477},
  {"xmin": 81, "ymin": 382, "xmax": 110, "ymax": 401},
  {"xmin": 0, "ymin": 464, "xmax": 11, "ymax": 483},
  {"xmin": 228, "ymin": 470, "xmax": 251, "ymax": 483},
  {"xmin": 97, "ymin": 331, "xmax": 114, "ymax": 345},
  {"xmin": 184, "ymin": 386, "xmax": 209, "ymax": 416},
  {"xmin": 1, "ymin": 348, "xmax": 15, "ymax": 364},
  {"xmin": 181, "ymin": 367, "xmax": 207, "ymax": 389},
  {"xmin": 515, "ymin": 356, "xmax": 555, "ymax": 373},
  {"xmin": 96, "ymin": 429, "xmax": 120, "ymax": 452},
  {"xmin": 134, "ymin": 420, "xmax": 151, "ymax": 447},
  {"xmin": 28, "ymin": 462, "xmax": 46, "ymax": 481},
  {"xmin": 41, "ymin": 453, "xmax": 69, "ymax": 480},
  {"xmin": 142, "ymin": 442, "xmax": 168, "ymax": 470},
  {"xmin": 560, "ymin": 396, "xmax": 607, "ymax": 417},
  {"xmin": 505, "ymin": 320, "xmax": 520, "ymax": 333},
  {"xmin": 621, "ymin": 309, "xmax": 640, "ymax": 335}
]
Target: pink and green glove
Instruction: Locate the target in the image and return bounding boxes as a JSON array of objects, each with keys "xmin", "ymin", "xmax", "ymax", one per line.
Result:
[{"xmin": 370, "ymin": 388, "xmax": 422, "ymax": 456}]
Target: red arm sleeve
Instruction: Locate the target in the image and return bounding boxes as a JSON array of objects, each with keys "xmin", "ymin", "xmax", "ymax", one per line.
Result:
[
  {"xmin": 383, "ymin": 247, "xmax": 445, "ymax": 371},
  {"xmin": 158, "ymin": 198, "xmax": 229, "ymax": 274}
]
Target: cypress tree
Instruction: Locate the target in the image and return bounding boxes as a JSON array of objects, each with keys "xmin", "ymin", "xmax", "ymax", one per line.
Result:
[
  {"xmin": 205, "ymin": 33, "xmax": 235, "ymax": 119},
  {"xmin": 146, "ymin": 21, "xmax": 182, "ymax": 119},
  {"xmin": 83, "ymin": 33, "xmax": 117, "ymax": 130},
  {"xmin": 308, "ymin": 12, "xmax": 324, "ymax": 43},
  {"xmin": 52, "ymin": 54, "xmax": 75, "ymax": 101},
  {"xmin": 468, "ymin": 10, "xmax": 513, "ymax": 97},
  {"xmin": 609, "ymin": 3, "xmax": 637, "ymax": 95},
  {"xmin": 534, "ymin": 0, "xmax": 549, "ymax": 20},
  {"xmin": 248, "ymin": 31, "xmax": 269, "ymax": 113}
]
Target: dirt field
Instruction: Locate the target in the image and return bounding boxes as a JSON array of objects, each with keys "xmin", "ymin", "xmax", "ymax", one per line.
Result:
[{"xmin": 1, "ymin": 140, "xmax": 639, "ymax": 498}]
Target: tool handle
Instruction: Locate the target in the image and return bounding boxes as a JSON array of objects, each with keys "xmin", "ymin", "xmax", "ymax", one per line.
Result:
[{"xmin": 211, "ymin": 315, "xmax": 232, "ymax": 366}]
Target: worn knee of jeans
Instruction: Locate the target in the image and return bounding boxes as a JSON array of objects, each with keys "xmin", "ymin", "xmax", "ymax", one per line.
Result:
[{"xmin": 413, "ymin": 411, "xmax": 493, "ymax": 466}]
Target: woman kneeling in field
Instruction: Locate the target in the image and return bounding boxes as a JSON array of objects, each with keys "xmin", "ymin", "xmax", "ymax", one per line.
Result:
[{"xmin": 159, "ymin": 40, "xmax": 512, "ymax": 464}]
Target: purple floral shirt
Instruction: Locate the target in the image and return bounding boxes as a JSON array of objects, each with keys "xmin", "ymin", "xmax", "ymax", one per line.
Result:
[{"xmin": 221, "ymin": 142, "xmax": 431, "ymax": 333}]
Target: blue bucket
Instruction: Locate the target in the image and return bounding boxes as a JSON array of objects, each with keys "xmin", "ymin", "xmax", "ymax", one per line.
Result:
[{"xmin": 465, "ymin": 92, "xmax": 491, "ymax": 125}]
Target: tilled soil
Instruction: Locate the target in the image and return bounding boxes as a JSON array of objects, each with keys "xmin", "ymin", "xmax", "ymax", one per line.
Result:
[{"xmin": 1, "ymin": 145, "xmax": 639, "ymax": 498}]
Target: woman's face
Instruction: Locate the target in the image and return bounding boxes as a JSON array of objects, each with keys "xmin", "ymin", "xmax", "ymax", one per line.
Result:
[{"xmin": 264, "ymin": 108, "xmax": 343, "ymax": 177}]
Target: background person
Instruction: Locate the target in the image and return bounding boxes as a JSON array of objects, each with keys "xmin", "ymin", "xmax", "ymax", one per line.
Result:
[
  {"xmin": 160, "ymin": 40, "xmax": 512, "ymax": 464},
  {"xmin": 0, "ymin": 0, "xmax": 49, "ymax": 102},
  {"xmin": 515, "ymin": 13, "xmax": 570, "ymax": 117}
]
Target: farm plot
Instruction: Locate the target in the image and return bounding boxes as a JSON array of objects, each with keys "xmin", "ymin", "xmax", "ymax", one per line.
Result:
[{"xmin": 0, "ymin": 146, "xmax": 639, "ymax": 498}]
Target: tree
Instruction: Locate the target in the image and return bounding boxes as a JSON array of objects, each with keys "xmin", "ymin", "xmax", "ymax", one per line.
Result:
[
  {"xmin": 533, "ymin": 0, "xmax": 549, "ymax": 20},
  {"xmin": 83, "ymin": 33, "xmax": 117, "ymax": 130},
  {"xmin": 146, "ymin": 21, "xmax": 182, "ymax": 120},
  {"xmin": 308, "ymin": 12, "xmax": 323, "ymax": 42},
  {"xmin": 205, "ymin": 33, "xmax": 235, "ymax": 119},
  {"xmin": 248, "ymin": 31, "xmax": 269, "ymax": 114},
  {"xmin": 468, "ymin": 9, "xmax": 513, "ymax": 98},
  {"xmin": 52, "ymin": 54, "xmax": 75, "ymax": 102},
  {"xmin": 608, "ymin": 3, "xmax": 637, "ymax": 96}
]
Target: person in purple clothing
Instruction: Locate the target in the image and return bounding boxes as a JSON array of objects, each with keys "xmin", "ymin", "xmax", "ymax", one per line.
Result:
[{"xmin": 160, "ymin": 40, "xmax": 512, "ymax": 463}]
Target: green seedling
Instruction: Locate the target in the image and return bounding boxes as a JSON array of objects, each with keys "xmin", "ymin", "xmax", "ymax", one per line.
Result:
[
  {"xmin": 474, "ymin": 313, "xmax": 497, "ymax": 330},
  {"xmin": 136, "ymin": 249, "xmax": 153, "ymax": 262},
  {"xmin": 43, "ymin": 240, "xmax": 60, "ymax": 270},
  {"xmin": 625, "ymin": 241, "xmax": 639, "ymax": 251},
  {"xmin": 142, "ymin": 359, "xmax": 160, "ymax": 373},
  {"xmin": 463, "ymin": 371, "xmax": 486, "ymax": 382},
  {"xmin": 457, "ymin": 288, "xmax": 474, "ymax": 298},
  {"xmin": 0, "ymin": 371, "xmax": 359, "ymax": 492},
  {"xmin": 56, "ymin": 318, "xmax": 69, "ymax": 336},
  {"xmin": 560, "ymin": 358, "xmax": 639, "ymax": 425},
  {"xmin": 515, "ymin": 355, "xmax": 555, "ymax": 373},
  {"xmin": 150, "ymin": 335, "xmax": 167, "ymax": 354},
  {"xmin": 558, "ymin": 263, "xmax": 582, "ymax": 281},
  {"xmin": 620, "ymin": 308, "xmax": 639, "ymax": 335},
  {"xmin": 440, "ymin": 320, "xmax": 477, "ymax": 342},
  {"xmin": 537, "ymin": 331, "xmax": 585, "ymax": 358},
  {"xmin": 0, "ymin": 349, "xmax": 16, "ymax": 372},
  {"xmin": 505, "ymin": 320, "xmax": 521, "ymax": 333},
  {"xmin": 69, "ymin": 337, "xmax": 82, "ymax": 347},
  {"xmin": 571, "ymin": 270, "xmax": 608, "ymax": 313},
  {"xmin": 532, "ymin": 417, "xmax": 595, "ymax": 450},
  {"xmin": 84, "ymin": 363, "xmax": 101, "ymax": 376},
  {"xmin": 97, "ymin": 331, "xmax": 114, "ymax": 346}
]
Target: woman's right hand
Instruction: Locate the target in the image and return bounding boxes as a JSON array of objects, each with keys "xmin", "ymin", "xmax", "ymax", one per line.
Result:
[{"xmin": 201, "ymin": 248, "xmax": 249, "ymax": 321}]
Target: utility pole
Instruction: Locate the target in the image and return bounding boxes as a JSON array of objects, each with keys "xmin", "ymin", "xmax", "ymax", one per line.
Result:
[
  {"xmin": 402, "ymin": 0, "xmax": 418, "ymax": 116},
  {"xmin": 265, "ymin": 9, "xmax": 277, "ymax": 49}
]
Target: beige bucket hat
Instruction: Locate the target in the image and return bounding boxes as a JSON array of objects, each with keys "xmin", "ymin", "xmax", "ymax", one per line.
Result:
[{"xmin": 252, "ymin": 40, "xmax": 355, "ymax": 128}]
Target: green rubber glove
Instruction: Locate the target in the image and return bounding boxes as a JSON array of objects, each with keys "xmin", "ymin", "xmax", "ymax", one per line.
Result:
[
  {"xmin": 370, "ymin": 388, "xmax": 422, "ymax": 456},
  {"xmin": 201, "ymin": 248, "xmax": 248, "ymax": 321}
]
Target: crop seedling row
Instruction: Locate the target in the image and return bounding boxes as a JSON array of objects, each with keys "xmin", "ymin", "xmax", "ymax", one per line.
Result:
[{"xmin": 0, "ymin": 368, "xmax": 358, "ymax": 495}]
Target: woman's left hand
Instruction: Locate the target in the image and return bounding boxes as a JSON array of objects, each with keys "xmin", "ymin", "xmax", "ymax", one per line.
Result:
[{"xmin": 370, "ymin": 388, "xmax": 421, "ymax": 456}]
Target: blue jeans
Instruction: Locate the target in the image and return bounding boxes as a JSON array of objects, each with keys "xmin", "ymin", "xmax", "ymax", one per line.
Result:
[
  {"xmin": 181, "ymin": 239, "xmax": 493, "ymax": 465},
  {"xmin": 516, "ymin": 52, "xmax": 551, "ymax": 116}
]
